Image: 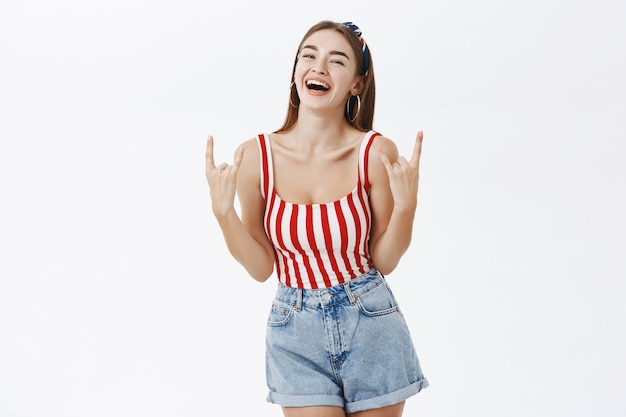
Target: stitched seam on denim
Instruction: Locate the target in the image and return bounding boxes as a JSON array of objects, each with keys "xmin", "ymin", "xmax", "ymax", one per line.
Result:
[{"xmin": 350, "ymin": 278, "xmax": 383, "ymax": 300}]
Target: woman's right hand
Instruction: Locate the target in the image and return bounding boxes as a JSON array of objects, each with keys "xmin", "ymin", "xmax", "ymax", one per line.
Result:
[{"xmin": 205, "ymin": 135, "xmax": 244, "ymax": 218}]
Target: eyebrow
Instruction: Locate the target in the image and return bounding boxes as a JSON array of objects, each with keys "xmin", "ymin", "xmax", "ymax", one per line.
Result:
[{"xmin": 301, "ymin": 45, "xmax": 350, "ymax": 60}]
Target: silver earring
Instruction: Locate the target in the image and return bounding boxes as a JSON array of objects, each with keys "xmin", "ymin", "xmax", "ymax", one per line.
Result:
[{"xmin": 346, "ymin": 95, "xmax": 361, "ymax": 122}]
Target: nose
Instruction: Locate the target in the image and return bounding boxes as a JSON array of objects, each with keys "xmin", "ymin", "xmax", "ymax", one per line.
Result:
[{"xmin": 312, "ymin": 62, "xmax": 327, "ymax": 75}]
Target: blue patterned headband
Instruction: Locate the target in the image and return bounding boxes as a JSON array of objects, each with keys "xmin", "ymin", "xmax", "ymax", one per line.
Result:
[{"xmin": 343, "ymin": 21, "xmax": 370, "ymax": 76}]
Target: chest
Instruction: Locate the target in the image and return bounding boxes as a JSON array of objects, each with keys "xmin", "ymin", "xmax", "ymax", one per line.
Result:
[{"xmin": 272, "ymin": 147, "xmax": 360, "ymax": 205}]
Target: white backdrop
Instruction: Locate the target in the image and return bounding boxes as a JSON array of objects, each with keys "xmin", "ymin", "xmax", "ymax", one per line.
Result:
[{"xmin": 1, "ymin": 1, "xmax": 625, "ymax": 416}]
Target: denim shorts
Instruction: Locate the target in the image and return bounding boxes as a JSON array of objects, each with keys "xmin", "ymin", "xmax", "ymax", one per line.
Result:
[{"xmin": 265, "ymin": 269, "xmax": 428, "ymax": 413}]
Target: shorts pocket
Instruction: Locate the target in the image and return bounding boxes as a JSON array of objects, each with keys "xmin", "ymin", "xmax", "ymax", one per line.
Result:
[
  {"xmin": 267, "ymin": 300, "xmax": 295, "ymax": 327},
  {"xmin": 356, "ymin": 282, "xmax": 399, "ymax": 317}
]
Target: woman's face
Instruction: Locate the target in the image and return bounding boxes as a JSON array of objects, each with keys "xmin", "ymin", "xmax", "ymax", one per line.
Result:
[{"xmin": 294, "ymin": 29, "xmax": 362, "ymax": 113}]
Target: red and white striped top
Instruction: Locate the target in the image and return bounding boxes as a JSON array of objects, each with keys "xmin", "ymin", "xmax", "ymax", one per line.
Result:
[{"xmin": 257, "ymin": 131, "xmax": 380, "ymax": 289}]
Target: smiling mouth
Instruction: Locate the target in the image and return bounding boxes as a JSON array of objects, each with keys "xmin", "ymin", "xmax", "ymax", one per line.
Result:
[{"xmin": 306, "ymin": 80, "xmax": 330, "ymax": 91}]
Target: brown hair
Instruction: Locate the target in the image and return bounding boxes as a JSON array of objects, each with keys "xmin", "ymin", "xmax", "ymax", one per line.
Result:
[{"xmin": 275, "ymin": 21, "xmax": 376, "ymax": 133}]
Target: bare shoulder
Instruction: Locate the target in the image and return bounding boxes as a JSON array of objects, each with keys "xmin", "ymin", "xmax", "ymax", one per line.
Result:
[
  {"xmin": 371, "ymin": 134, "xmax": 399, "ymax": 157},
  {"xmin": 239, "ymin": 136, "xmax": 260, "ymax": 153},
  {"xmin": 368, "ymin": 134, "xmax": 399, "ymax": 183},
  {"xmin": 239, "ymin": 138, "xmax": 260, "ymax": 174}
]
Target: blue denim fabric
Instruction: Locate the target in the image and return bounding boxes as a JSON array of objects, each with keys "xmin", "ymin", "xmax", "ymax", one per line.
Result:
[{"xmin": 265, "ymin": 269, "xmax": 428, "ymax": 413}]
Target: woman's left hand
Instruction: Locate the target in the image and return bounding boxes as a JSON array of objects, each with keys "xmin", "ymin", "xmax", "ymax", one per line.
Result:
[{"xmin": 377, "ymin": 131, "xmax": 423, "ymax": 210}]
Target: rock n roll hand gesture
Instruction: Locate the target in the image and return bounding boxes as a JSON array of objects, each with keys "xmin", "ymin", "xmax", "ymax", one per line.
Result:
[
  {"xmin": 378, "ymin": 131, "xmax": 424, "ymax": 210},
  {"xmin": 205, "ymin": 135, "xmax": 244, "ymax": 217}
]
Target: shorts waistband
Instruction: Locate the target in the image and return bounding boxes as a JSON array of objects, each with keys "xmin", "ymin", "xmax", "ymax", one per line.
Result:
[{"xmin": 274, "ymin": 269, "xmax": 385, "ymax": 310}]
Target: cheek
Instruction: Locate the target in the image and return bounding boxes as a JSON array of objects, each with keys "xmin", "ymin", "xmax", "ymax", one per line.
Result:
[
  {"xmin": 293, "ymin": 64, "xmax": 311, "ymax": 95},
  {"xmin": 293, "ymin": 62, "xmax": 309, "ymax": 80}
]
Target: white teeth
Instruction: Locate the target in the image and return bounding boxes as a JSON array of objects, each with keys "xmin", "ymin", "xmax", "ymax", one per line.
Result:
[{"xmin": 306, "ymin": 79, "xmax": 329, "ymax": 89}]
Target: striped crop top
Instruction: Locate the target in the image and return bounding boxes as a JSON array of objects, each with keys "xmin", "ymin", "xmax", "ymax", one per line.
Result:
[{"xmin": 257, "ymin": 130, "xmax": 380, "ymax": 289}]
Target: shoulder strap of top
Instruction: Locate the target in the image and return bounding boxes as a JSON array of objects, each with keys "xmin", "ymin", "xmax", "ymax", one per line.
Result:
[
  {"xmin": 358, "ymin": 130, "xmax": 381, "ymax": 193},
  {"xmin": 257, "ymin": 133, "xmax": 273, "ymax": 199}
]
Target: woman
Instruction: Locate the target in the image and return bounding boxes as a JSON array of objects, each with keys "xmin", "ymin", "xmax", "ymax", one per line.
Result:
[{"xmin": 205, "ymin": 20, "xmax": 428, "ymax": 417}]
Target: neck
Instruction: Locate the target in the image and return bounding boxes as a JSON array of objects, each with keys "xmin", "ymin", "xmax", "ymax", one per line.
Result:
[{"xmin": 289, "ymin": 109, "xmax": 356, "ymax": 151}]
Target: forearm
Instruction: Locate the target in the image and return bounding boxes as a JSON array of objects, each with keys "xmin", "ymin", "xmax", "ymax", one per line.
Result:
[
  {"xmin": 370, "ymin": 204, "xmax": 416, "ymax": 275},
  {"xmin": 214, "ymin": 208, "xmax": 274, "ymax": 282}
]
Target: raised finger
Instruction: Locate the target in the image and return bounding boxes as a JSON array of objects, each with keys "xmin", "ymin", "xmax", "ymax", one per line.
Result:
[
  {"xmin": 205, "ymin": 135, "xmax": 216, "ymax": 170},
  {"xmin": 410, "ymin": 131, "xmax": 423, "ymax": 164},
  {"xmin": 232, "ymin": 146, "xmax": 244, "ymax": 171}
]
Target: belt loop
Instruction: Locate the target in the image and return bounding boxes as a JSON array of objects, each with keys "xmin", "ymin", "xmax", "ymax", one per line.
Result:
[
  {"xmin": 296, "ymin": 288, "xmax": 303, "ymax": 311},
  {"xmin": 344, "ymin": 281, "xmax": 357, "ymax": 304}
]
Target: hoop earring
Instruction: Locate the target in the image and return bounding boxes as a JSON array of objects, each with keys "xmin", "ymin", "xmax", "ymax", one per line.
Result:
[
  {"xmin": 346, "ymin": 94, "xmax": 361, "ymax": 123},
  {"xmin": 289, "ymin": 82, "xmax": 299, "ymax": 108}
]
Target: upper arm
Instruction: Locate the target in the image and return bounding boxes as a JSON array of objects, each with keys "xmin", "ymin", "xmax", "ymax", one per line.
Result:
[
  {"xmin": 236, "ymin": 138, "xmax": 275, "ymax": 263},
  {"xmin": 368, "ymin": 135, "xmax": 398, "ymax": 251}
]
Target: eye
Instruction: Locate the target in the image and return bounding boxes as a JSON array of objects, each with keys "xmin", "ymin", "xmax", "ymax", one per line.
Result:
[
  {"xmin": 301, "ymin": 54, "xmax": 315, "ymax": 59},
  {"xmin": 331, "ymin": 60, "xmax": 345, "ymax": 66}
]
